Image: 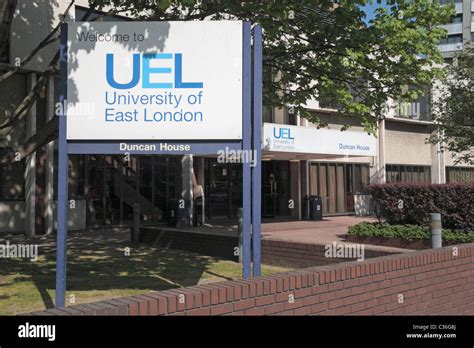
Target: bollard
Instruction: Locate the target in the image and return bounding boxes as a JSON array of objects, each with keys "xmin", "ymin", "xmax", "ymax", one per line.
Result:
[
  {"xmin": 132, "ymin": 202, "xmax": 140, "ymax": 244},
  {"xmin": 237, "ymin": 208, "xmax": 243, "ymax": 264},
  {"xmin": 429, "ymin": 213, "xmax": 442, "ymax": 249}
]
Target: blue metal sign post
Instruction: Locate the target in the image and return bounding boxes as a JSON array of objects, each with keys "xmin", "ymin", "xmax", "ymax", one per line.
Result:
[
  {"xmin": 55, "ymin": 22, "xmax": 262, "ymax": 308},
  {"xmin": 55, "ymin": 24, "xmax": 69, "ymax": 308},
  {"xmin": 252, "ymin": 25, "xmax": 263, "ymax": 277},
  {"xmin": 242, "ymin": 22, "xmax": 252, "ymax": 279}
]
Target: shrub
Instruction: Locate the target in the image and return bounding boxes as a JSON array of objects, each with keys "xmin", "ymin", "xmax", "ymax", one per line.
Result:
[
  {"xmin": 368, "ymin": 183, "xmax": 474, "ymax": 230},
  {"xmin": 348, "ymin": 222, "xmax": 474, "ymax": 244}
]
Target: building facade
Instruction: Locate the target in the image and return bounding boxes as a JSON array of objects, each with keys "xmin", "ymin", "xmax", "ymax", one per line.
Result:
[{"xmin": 0, "ymin": 0, "xmax": 473, "ymax": 234}]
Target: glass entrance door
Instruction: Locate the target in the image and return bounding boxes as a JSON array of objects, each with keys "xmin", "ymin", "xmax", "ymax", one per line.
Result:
[
  {"xmin": 262, "ymin": 171, "xmax": 277, "ymax": 218},
  {"xmin": 153, "ymin": 156, "xmax": 182, "ymax": 222},
  {"xmin": 207, "ymin": 161, "xmax": 229, "ymax": 218},
  {"xmin": 229, "ymin": 165, "xmax": 243, "ymax": 218},
  {"xmin": 87, "ymin": 155, "xmax": 122, "ymax": 226},
  {"xmin": 262, "ymin": 161, "xmax": 291, "ymax": 218},
  {"xmin": 205, "ymin": 159, "xmax": 242, "ymax": 219}
]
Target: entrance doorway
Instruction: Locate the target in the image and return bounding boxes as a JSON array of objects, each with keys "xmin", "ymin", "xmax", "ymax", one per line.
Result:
[
  {"xmin": 262, "ymin": 161, "xmax": 291, "ymax": 218},
  {"xmin": 309, "ymin": 162, "xmax": 370, "ymax": 215},
  {"xmin": 204, "ymin": 159, "xmax": 242, "ymax": 219},
  {"xmin": 87, "ymin": 155, "xmax": 122, "ymax": 226}
]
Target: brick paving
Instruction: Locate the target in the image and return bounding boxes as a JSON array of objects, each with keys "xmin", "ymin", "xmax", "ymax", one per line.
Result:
[
  {"xmin": 261, "ymin": 216, "xmax": 412, "ymax": 253},
  {"xmin": 156, "ymin": 216, "xmax": 413, "ymax": 254}
]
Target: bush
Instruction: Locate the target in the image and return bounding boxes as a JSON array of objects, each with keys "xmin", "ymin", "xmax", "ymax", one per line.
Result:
[
  {"xmin": 348, "ymin": 222, "xmax": 474, "ymax": 244},
  {"xmin": 368, "ymin": 183, "xmax": 474, "ymax": 230}
]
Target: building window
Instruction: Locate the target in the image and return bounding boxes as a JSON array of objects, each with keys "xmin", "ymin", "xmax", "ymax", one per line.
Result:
[
  {"xmin": 439, "ymin": 34, "xmax": 463, "ymax": 45},
  {"xmin": 0, "ymin": 161, "xmax": 25, "ymax": 200},
  {"xmin": 263, "ymin": 106, "xmax": 274, "ymax": 123},
  {"xmin": 353, "ymin": 163, "xmax": 370, "ymax": 192},
  {"xmin": 53, "ymin": 152, "xmax": 85, "ymax": 199},
  {"xmin": 286, "ymin": 107, "xmax": 298, "ymax": 125},
  {"xmin": 386, "ymin": 164, "xmax": 431, "ymax": 184},
  {"xmin": 446, "ymin": 167, "xmax": 474, "ymax": 183},
  {"xmin": 0, "ymin": 0, "xmax": 16, "ymax": 63},
  {"xmin": 263, "ymin": 65, "xmax": 274, "ymax": 123},
  {"xmin": 450, "ymin": 14, "xmax": 462, "ymax": 24},
  {"xmin": 318, "ymin": 94, "xmax": 341, "ymax": 110},
  {"xmin": 310, "ymin": 162, "xmax": 370, "ymax": 214},
  {"xmin": 395, "ymin": 86, "xmax": 430, "ymax": 121}
]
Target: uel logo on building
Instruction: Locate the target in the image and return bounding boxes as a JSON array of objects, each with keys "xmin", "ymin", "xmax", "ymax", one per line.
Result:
[
  {"xmin": 273, "ymin": 127, "xmax": 294, "ymax": 140},
  {"xmin": 106, "ymin": 53, "xmax": 204, "ymax": 89}
]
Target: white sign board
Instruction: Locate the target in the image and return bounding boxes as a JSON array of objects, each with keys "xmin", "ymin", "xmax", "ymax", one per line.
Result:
[
  {"xmin": 66, "ymin": 22, "xmax": 243, "ymax": 140},
  {"xmin": 263, "ymin": 123, "xmax": 376, "ymax": 156}
]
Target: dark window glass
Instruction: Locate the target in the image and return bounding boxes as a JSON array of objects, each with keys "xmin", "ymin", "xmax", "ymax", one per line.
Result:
[
  {"xmin": 451, "ymin": 15, "xmax": 462, "ymax": 24},
  {"xmin": 0, "ymin": 0, "xmax": 16, "ymax": 63},
  {"xmin": 287, "ymin": 108, "xmax": 297, "ymax": 125},
  {"xmin": 309, "ymin": 162, "xmax": 369, "ymax": 215},
  {"xmin": 396, "ymin": 86, "xmax": 430, "ymax": 121},
  {"xmin": 386, "ymin": 164, "xmax": 431, "ymax": 184},
  {"xmin": 54, "ymin": 152, "xmax": 85, "ymax": 198},
  {"xmin": 262, "ymin": 65, "xmax": 274, "ymax": 123},
  {"xmin": 446, "ymin": 167, "xmax": 474, "ymax": 183},
  {"xmin": 448, "ymin": 35, "xmax": 462, "ymax": 44},
  {"xmin": 0, "ymin": 161, "xmax": 25, "ymax": 200},
  {"xmin": 263, "ymin": 106, "xmax": 274, "ymax": 123}
]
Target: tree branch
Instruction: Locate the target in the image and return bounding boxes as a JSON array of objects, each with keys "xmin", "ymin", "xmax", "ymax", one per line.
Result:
[
  {"xmin": 0, "ymin": 116, "xmax": 58, "ymax": 165},
  {"xmin": 0, "ymin": 0, "xmax": 75, "ymax": 83},
  {"xmin": 0, "ymin": 0, "xmax": 102, "ymax": 167}
]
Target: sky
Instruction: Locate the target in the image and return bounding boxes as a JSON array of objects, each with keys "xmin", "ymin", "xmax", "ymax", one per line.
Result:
[{"xmin": 360, "ymin": 0, "xmax": 389, "ymax": 24}]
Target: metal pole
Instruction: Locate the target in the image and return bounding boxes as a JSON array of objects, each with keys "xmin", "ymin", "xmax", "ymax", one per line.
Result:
[
  {"xmin": 430, "ymin": 213, "xmax": 442, "ymax": 249},
  {"xmin": 55, "ymin": 23, "xmax": 68, "ymax": 308},
  {"xmin": 252, "ymin": 24, "xmax": 262, "ymax": 276},
  {"xmin": 238, "ymin": 207, "xmax": 243, "ymax": 264},
  {"xmin": 132, "ymin": 202, "xmax": 140, "ymax": 243},
  {"xmin": 242, "ymin": 22, "xmax": 252, "ymax": 278},
  {"xmin": 201, "ymin": 187, "xmax": 205, "ymax": 226}
]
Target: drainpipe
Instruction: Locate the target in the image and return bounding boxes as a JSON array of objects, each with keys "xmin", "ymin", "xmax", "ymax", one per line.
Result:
[
  {"xmin": 378, "ymin": 119, "xmax": 386, "ymax": 184},
  {"xmin": 437, "ymin": 138, "xmax": 443, "ymax": 184},
  {"xmin": 306, "ymin": 160, "xmax": 311, "ymax": 219}
]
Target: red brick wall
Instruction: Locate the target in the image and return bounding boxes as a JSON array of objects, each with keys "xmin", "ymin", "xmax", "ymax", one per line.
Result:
[
  {"xmin": 261, "ymin": 239, "xmax": 400, "ymax": 268},
  {"xmin": 33, "ymin": 243, "xmax": 474, "ymax": 316}
]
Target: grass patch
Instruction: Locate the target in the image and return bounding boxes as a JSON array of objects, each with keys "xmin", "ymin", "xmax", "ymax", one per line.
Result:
[{"xmin": 0, "ymin": 230, "xmax": 288, "ymax": 315}]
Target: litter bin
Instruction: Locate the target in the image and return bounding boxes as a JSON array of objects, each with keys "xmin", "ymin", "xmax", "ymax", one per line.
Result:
[{"xmin": 309, "ymin": 195, "xmax": 323, "ymax": 221}]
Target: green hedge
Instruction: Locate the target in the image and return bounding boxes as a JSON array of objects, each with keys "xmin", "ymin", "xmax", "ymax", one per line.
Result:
[
  {"xmin": 347, "ymin": 222, "xmax": 474, "ymax": 244},
  {"xmin": 368, "ymin": 183, "xmax": 474, "ymax": 230}
]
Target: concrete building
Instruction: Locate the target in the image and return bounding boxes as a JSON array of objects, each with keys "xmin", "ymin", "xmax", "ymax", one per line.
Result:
[
  {"xmin": 438, "ymin": 0, "xmax": 474, "ymax": 56},
  {"xmin": 0, "ymin": 0, "xmax": 472, "ymax": 235}
]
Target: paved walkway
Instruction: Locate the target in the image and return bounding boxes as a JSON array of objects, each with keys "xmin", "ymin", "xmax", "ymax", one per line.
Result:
[
  {"xmin": 261, "ymin": 216, "xmax": 412, "ymax": 253},
  {"xmin": 147, "ymin": 216, "xmax": 412, "ymax": 254}
]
